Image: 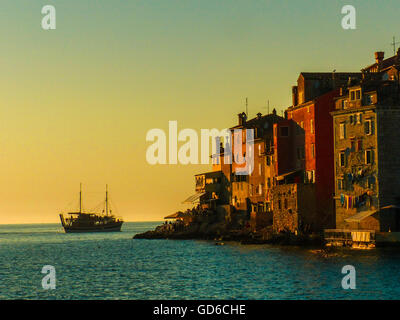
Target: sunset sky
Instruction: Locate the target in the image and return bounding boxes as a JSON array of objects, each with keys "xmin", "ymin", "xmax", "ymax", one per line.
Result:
[{"xmin": 1, "ymin": 0, "xmax": 399, "ymax": 223}]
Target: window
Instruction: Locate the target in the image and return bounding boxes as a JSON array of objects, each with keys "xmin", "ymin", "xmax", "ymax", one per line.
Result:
[
  {"xmin": 368, "ymin": 176, "xmax": 375, "ymax": 189},
  {"xmin": 357, "ymin": 113, "xmax": 362, "ymax": 124},
  {"xmin": 350, "ymin": 91, "xmax": 355, "ymax": 101},
  {"xmin": 365, "ymin": 149, "xmax": 374, "ymax": 164},
  {"xmin": 339, "ymin": 123, "xmax": 346, "ymax": 139},
  {"xmin": 350, "ymin": 140, "xmax": 355, "ymax": 151},
  {"xmin": 356, "ymin": 90, "xmax": 361, "ymax": 100},
  {"xmin": 258, "ymin": 163, "xmax": 262, "ymax": 175},
  {"xmin": 338, "ymin": 178, "xmax": 345, "ymax": 190},
  {"xmin": 297, "ymin": 146, "xmax": 305, "ymax": 160},
  {"xmin": 307, "ymin": 170, "xmax": 315, "ymax": 183},
  {"xmin": 310, "ymin": 119, "xmax": 314, "ymax": 134},
  {"xmin": 258, "ymin": 145, "xmax": 262, "ymax": 156},
  {"xmin": 258, "ymin": 184, "xmax": 262, "ymax": 195},
  {"xmin": 266, "ymin": 156, "xmax": 271, "ymax": 166},
  {"xmin": 365, "ymin": 119, "xmax": 374, "ymax": 135},
  {"xmin": 280, "ymin": 126, "xmax": 289, "ymax": 137},
  {"xmin": 284, "ymin": 199, "xmax": 288, "ymax": 209},
  {"xmin": 341, "ymin": 100, "xmax": 347, "ymax": 109},
  {"xmin": 357, "ymin": 139, "xmax": 362, "ymax": 152},
  {"xmin": 206, "ymin": 178, "xmax": 214, "ymax": 184},
  {"xmin": 350, "ymin": 115, "xmax": 354, "ymax": 125},
  {"xmin": 311, "ymin": 143, "xmax": 315, "ymax": 158},
  {"xmin": 339, "ymin": 152, "xmax": 346, "ymax": 167},
  {"xmin": 267, "ymin": 177, "xmax": 271, "ymax": 188}
]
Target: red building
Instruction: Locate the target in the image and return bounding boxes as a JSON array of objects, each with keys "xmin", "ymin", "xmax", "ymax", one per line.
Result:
[
  {"xmin": 288, "ymin": 90, "xmax": 340, "ymax": 229},
  {"xmin": 273, "ymin": 72, "xmax": 362, "ymax": 231}
]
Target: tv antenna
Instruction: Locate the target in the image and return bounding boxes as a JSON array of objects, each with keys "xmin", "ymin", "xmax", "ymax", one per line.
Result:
[{"xmin": 391, "ymin": 36, "xmax": 400, "ymax": 56}]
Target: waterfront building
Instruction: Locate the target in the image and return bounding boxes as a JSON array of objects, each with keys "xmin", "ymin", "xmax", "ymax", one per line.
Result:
[
  {"xmin": 183, "ymin": 170, "xmax": 229, "ymax": 210},
  {"xmin": 229, "ymin": 111, "xmax": 282, "ymax": 229},
  {"xmin": 272, "ymin": 72, "xmax": 362, "ymax": 233},
  {"xmin": 331, "ymin": 50, "xmax": 400, "ymax": 234}
]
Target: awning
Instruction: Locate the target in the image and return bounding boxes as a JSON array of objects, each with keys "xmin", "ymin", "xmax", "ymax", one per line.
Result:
[
  {"xmin": 182, "ymin": 192, "xmax": 206, "ymax": 204},
  {"xmin": 345, "ymin": 210, "xmax": 377, "ymax": 223},
  {"xmin": 276, "ymin": 170, "xmax": 302, "ymax": 181},
  {"xmin": 381, "ymin": 205, "xmax": 400, "ymax": 210}
]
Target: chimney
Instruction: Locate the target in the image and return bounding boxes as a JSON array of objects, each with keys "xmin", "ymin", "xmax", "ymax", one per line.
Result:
[
  {"xmin": 257, "ymin": 112, "xmax": 262, "ymax": 119},
  {"xmin": 272, "ymin": 108, "xmax": 277, "ymax": 116},
  {"xmin": 292, "ymin": 86, "xmax": 298, "ymax": 106},
  {"xmin": 238, "ymin": 112, "xmax": 247, "ymax": 126},
  {"xmin": 375, "ymin": 51, "xmax": 384, "ymax": 64}
]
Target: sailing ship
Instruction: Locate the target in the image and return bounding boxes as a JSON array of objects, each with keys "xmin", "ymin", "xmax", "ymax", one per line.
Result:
[{"xmin": 59, "ymin": 184, "xmax": 123, "ymax": 233}]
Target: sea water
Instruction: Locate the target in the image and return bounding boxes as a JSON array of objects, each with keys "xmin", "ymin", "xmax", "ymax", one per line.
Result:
[{"xmin": 0, "ymin": 222, "xmax": 400, "ymax": 299}]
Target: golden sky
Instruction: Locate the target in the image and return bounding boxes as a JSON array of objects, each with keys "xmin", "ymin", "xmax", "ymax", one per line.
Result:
[{"xmin": 0, "ymin": 0, "xmax": 398, "ymax": 223}]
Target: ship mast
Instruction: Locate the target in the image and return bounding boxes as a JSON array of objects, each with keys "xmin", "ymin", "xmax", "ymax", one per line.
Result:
[
  {"xmin": 105, "ymin": 184, "xmax": 108, "ymax": 216},
  {"xmin": 79, "ymin": 183, "xmax": 82, "ymax": 213}
]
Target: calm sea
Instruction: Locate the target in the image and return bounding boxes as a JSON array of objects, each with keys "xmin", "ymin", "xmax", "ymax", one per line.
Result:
[{"xmin": 0, "ymin": 222, "xmax": 400, "ymax": 299}]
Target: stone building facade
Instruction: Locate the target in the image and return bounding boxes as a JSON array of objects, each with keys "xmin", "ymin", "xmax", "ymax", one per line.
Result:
[
  {"xmin": 332, "ymin": 80, "xmax": 400, "ymax": 232},
  {"xmin": 272, "ymin": 183, "xmax": 316, "ymax": 234}
]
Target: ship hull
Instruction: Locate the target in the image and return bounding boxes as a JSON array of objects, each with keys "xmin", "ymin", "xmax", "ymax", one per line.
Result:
[{"xmin": 62, "ymin": 221, "xmax": 123, "ymax": 233}]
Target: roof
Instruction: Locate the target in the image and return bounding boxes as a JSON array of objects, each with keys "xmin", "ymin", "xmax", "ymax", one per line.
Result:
[
  {"xmin": 299, "ymin": 72, "xmax": 362, "ymax": 80},
  {"xmin": 363, "ymin": 55, "xmax": 398, "ymax": 72},
  {"xmin": 230, "ymin": 113, "xmax": 283, "ymax": 130},
  {"xmin": 195, "ymin": 171, "xmax": 222, "ymax": 177},
  {"xmin": 344, "ymin": 210, "xmax": 378, "ymax": 223},
  {"xmin": 164, "ymin": 211, "xmax": 191, "ymax": 219}
]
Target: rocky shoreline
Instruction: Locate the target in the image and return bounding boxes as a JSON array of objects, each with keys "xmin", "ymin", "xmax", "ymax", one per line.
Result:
[{"xmin": 133, "ymin": 217, "xmax": 324, "ymax": 246}]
